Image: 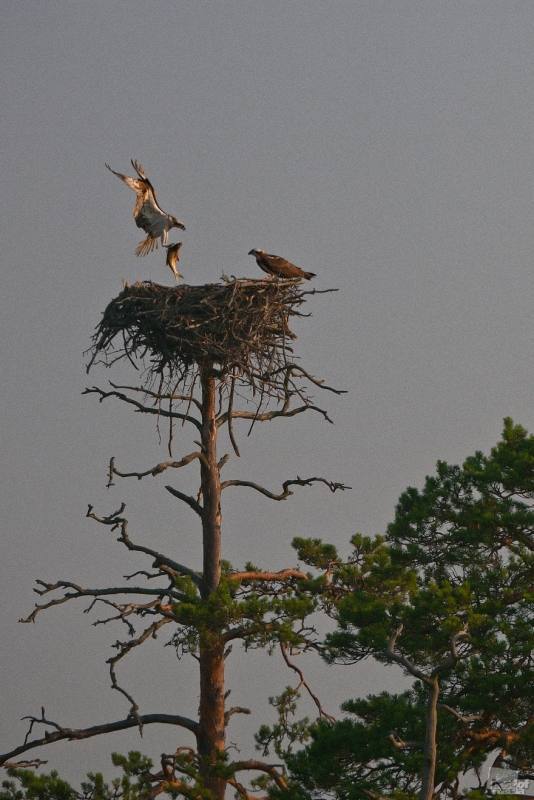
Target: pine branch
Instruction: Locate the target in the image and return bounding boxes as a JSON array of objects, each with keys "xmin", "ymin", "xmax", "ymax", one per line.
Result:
[
  {"xmin": 386, "ymin": 624, "xmax": 431, "ymax": 684},
  {"xmin": 432, "ymin": 625, "xmax": 470, "ymax": 675},
  {"xmin": 227, "ymin": 568, "xmax": 308, "ymax": 584},
  {"xmin": 228, "ymin": 760, "xmax": 288, "ymax": 791},
  {"xmin": 439, "ymin": 704, "xmax": 484, "ymax": 723}
]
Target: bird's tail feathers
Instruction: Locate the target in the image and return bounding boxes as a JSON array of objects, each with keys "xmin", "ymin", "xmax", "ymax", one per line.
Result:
[{"xmin": 135, "ymin": 236, "xmax": 158, "ymax": 257}]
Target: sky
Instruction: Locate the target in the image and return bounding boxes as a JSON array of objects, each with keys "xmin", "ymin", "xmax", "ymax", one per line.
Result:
[{"xmin": 1, "ymin": 0, "xmax": 533, "ymax": 784}]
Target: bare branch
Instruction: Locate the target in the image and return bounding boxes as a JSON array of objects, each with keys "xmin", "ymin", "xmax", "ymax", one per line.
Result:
[
  {"xmin": 20, "ymin": 580, "xmax": 184, "ymax": 624},
  {"xmin": 89, "ymin": 597, "xmax": 140, "ymax": 635},
  {"xmin": 280, "ymin": 643, "xmax": 335, "ymax": 722},
  {"xmin": 165, "ymin": 485, "xmax": 203, "ymax": 516},
  {"xmin": 123, "ymin": 569, "xmax": 163, "ymax": 581},
  {"xmin": 83, "ymin": 384, "xmax": 202, "ymax": 431},
  {"xmin": 217, "ymin": 453, "xmax": 230, "ymax": 470},
  {"xmin": 107, "ymin": 452, "xmax": 203, "ymax": 487},
  {"xmin": 0, "ymin": 712, "xmax": 198, "ymax": 767},
  {"xmin": 263, "ymin": 363, "xmax": 346, "ymax": 396},
  {"xmin": 224, "ymin": 706, "xmax": 251, "ymax": 724},
  {"xmin": 217, "ymin": 361, "xmax": 344, "ymax": 431},
  {"xmin": 227, "ymin": 369, "xmax": 241, "ymax": 457},
  {"xmin": 107, "ymin": 616, "xmax": 173, "ymax": 724},
  {"xmin": 108, "ymin": 382, "xmax": 202, "ymax": 412},
  {"xmin": 218, "ymin": 402, "xmax": 334, "ymax": 428},
  {"xmin": 86, "ymin": 504, "xmax": 202, "ymax": 586},
  {"xmin": 221, "ymin": 475, "xmax": 350, "ymax": 501}
]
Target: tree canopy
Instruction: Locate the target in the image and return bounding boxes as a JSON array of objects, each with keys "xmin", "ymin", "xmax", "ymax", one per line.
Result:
[
  {"xmin": 277, "ymin": 419, "xmax": 533, "ymax": 800},
  {"xmin": 3, "ymin": 421, "xmax": 532, "ymax": 800}
]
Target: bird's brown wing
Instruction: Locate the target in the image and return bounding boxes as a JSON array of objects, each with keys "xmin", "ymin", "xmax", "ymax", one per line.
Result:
[
  {"xmin": 131, "ymin": 159, "xmax": 148, "ymax": 180},
  {"xmin": 105, "ymin": 163, "xmax": 148, "ymax": 194},
  {"xmin": 130, "ymin": 160, "xmax": 167, "ymax": 215},
  {"xmin": 261, "ymin": 253, "xmax": 305, "ymax": 278}
]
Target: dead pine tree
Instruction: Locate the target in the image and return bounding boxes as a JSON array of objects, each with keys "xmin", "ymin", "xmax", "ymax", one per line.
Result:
[{"xmin": 1, "ymin": 278, "xmax": 348, "ymax": 799}]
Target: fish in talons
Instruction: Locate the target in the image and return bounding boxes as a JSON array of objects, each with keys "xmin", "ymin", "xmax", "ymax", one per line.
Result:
[
  {"xmin": 106, "ymin": 159, "xmax": 186, "ymax": 256},
  {"xmin": 164, "ymin": 242, "xmax": 184, "ymax": 281}
]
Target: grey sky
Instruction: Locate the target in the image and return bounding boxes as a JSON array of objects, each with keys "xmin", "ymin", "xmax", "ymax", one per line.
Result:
[{"xmin": 1, "ymin": 0, "xmax": 532, "ymax": 783}]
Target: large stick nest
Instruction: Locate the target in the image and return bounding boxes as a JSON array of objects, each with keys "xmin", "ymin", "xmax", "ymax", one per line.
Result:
[{"xmin": 88, "ymin": 279, "xmax": 313, "ymax": 391}]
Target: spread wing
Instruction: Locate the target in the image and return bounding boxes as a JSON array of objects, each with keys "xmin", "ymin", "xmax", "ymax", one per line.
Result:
[
  {"xmin": 130, "ymin": 160, "xmax": 165, "ymax": 211},
  {"xmin": 105, "ymin": 162, "xmax": 148, "ymax": 194},
  {"xmin": 130, "ymin": 159, "xmax": 148, "ymax": 180},
  {"xmin": 106, "ymin": 160, "xmax": 167, "ymax": 226}
]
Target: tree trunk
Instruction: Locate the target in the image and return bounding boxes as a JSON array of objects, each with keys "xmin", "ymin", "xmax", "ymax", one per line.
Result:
[
  {"xmin": 197, "ymin": 362, "xmax": 226, "ymax": 799},
  {"xmin": 419, "ymin": 675, "xmax": 440, "ymax": 800},
  {"xmin": 198, "ymin": 637, "xmax": 226, "ymax": 799}
]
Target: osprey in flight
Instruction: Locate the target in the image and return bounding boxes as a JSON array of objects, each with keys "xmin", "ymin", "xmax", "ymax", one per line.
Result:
[
  {"xmin": 163, "ymin": 242, "xmax": 183, "ymax": 281},
  {"xmin": 248, "ymin": 249, "xmax": 316, "ymax": 280},
  {"xmin": 106, "ymin": 159, "xmax": 186, "ymax": 256}
]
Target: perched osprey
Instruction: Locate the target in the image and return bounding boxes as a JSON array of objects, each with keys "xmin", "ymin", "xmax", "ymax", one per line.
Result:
[
  {"xmin": 105, "ymin": 159, "xmax": 186, "ymax": 256},
  {"xmin": 248, "ymin": 249, "xmax": 316, "ymax": 280},
  {"xmin": 163, "ymin": 242, "xmax": 183, "ymax": 281}
]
